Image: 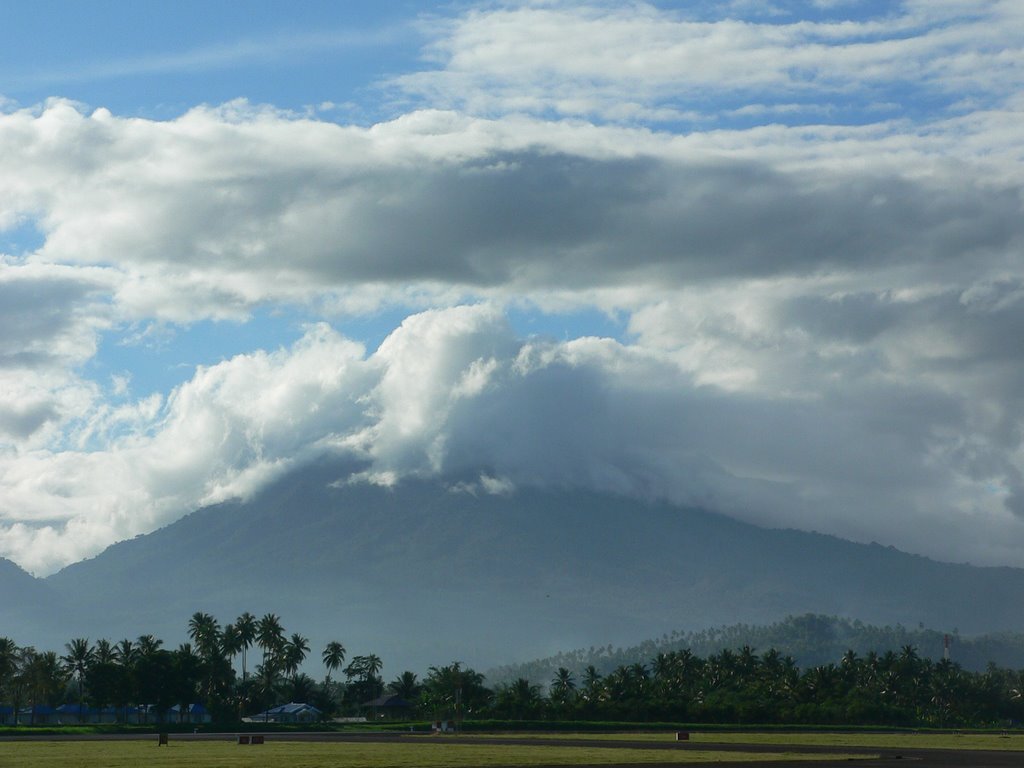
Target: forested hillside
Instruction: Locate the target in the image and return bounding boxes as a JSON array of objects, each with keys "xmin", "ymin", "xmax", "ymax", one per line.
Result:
[{"xmin": 489, "ymin": 614, "xmax": 1024, "ymax": 685}]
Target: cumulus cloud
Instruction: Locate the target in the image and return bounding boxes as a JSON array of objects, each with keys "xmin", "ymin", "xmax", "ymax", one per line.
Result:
[
  {"xmin": 4, "ymin": 304, "xmax": 1024, "ymax": 576},
  {"xmin": 1, "ymin": 100, "xmax": 1020, "ymax": 321},
  {"xmin": 1, "ymin": 1, "xmax": 1023, "ymax": 576}
]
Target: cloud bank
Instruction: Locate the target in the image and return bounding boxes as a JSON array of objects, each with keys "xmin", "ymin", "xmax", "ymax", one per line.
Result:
[{"xmin": 1, "ymin": 1, "xmax": 1023, "ymax": 574}]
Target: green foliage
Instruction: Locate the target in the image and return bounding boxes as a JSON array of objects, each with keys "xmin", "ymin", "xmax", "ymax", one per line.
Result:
[
  {"xmin": 5, "ymin": 612, "xmax": 1024, "ymax": 729},
  {"xmin": 489, "ymin": 614, "xmax": 1024, "ymax": 684}
]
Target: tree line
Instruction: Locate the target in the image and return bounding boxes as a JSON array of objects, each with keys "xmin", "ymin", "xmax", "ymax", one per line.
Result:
[
  {"xmin": 4, "ymin": 611, "xmax": 1024, "ymax": 727},
  {"xmin": 490, "ymin": 614, "xmax": 1024, "ymax": 683}
]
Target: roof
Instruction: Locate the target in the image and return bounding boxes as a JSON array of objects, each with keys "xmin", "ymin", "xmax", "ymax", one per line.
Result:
[{"xmin": 266, "ymin": 702, "xmax": 321, "ymax": 715}]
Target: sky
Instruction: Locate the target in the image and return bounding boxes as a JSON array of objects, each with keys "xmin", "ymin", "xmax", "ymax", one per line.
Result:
[{"xmin": 0, "ymin": 0, "xmax": 1022, "ymax": 576}]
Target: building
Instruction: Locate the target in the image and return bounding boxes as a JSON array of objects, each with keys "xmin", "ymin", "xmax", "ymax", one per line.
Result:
[{"xmin": 244, "ymin": 702, "xmax": 321, "ymax": 723}]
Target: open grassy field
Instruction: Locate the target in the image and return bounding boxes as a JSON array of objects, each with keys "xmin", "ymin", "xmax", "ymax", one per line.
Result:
[
  {"xmin": 476, "ymin": 730, "xmax": 1024, "ymax": 751},
  {"xmin": 0, "ymin": 738, "xmax": 867, "ymax": 768}
]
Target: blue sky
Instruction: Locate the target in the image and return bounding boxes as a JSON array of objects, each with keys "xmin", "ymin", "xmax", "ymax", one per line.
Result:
[
  {"xmin": 1, "ymin": 1, "xmax": 1023, "ymax": 575},
  {"xmin": 0, "ymin": 1, "xmax": 428, "ymax": 117}
]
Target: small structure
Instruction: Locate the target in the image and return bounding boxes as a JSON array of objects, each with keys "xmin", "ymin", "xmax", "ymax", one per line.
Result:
[
  {"xmin": 0, "ymin": 705, "xmax": 14, "ymax": 725},
  {"xmin": 244, "ymin": 702, "xmax": 321, "ymax": 723}
]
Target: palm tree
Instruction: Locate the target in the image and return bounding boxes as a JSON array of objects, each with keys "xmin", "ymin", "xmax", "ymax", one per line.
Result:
[
  {"xmin": 497, "ymin": 677, "xmax": 542, "ymax": 720},
  {"xmin": 581, "ymin": 665, "xmax": 603, "ymax": 703},
  {"xmin": 234, "ymin": 612, "xmax": 258, "ymax": 681},
  {"xmin": 187, "ymin": 612, "xmax": 222, "ymax": 661},
  {"xmin": 322, "ymin": 641, "xmax": 346, "ymax": 686},
  {"xmin": 115, "ymin": 638, "xmax": 138, "ymax": 667},
  {"xmin": 423, "ymin": 662, "xmax": 489, "ymax": 722},
  {"xmin": 23, "ymin": 650, "xmax": 67, "ymax": 724},
  {"xmin": 222, "ymin": 624, "xmax": 243, "ymax": 675},
  {"xmin": 549, "ymin": 667, "xmax": 576, "ymax": 707},
  {"xmin": 136, "ymin": 635, "xmax": 164, "ymax": 658},
  {"xmin": 388, "ymin": 670, "xmax": 420, "ymax": 699},
  {"xmin": 62, "ymin": 638, "xmax": 94, "ymax": 715},
  {"xmin": 253, "ymin": 659, "xmax": 284, "ymax": 721},
  {"xmin": 94, "ymin": 639, "xmax": 116, "ymax": 665},
  {"xmin": 256, "ymin": 614, "xmax": 285, "ymax": 668},
  {"xmin": 284, "ymin": 634, "xmax": 310, "ymax": 683},
  {"xmin": 0, "ymin": 637, "xmax": 18, "ymax": 696}
]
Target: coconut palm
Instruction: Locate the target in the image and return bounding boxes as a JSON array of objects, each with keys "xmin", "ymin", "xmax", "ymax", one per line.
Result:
[
  {"xmin": 187, "ymin": 612, "xmax": 222, "ymax": 660},
  {"xmin": 0, "ymin": 637, "xmax": 18, "ymax": 701},
  {"xmin": 222, "ymin": 623, "xmax": 243, "ymax": 674},
  {"xmin": 283, "ymin": 634, "xmax": 310, "ymax": 683},
  {"xmin": 136, "ymin": 634, "xmax": 163, "ymax": 657},
  {"xmin": 62, "ymin": 638, "xmax": 94, "ymax": 711},
  {"xmin": 549, "ymin": 667, "xmax": 576, "ymax": 706},
  {"xmin": 93, "ymin": 639, "xmax": 116, "ymax": 665},
  {"xmin": 234, "ymin": 612, "xmax": 258, "ymax": 681},
  {"xmin": 388, "ymin": 670, "xmax": 420, "ymax": 699},
  {"xmin": 115, "ymin": 638, "xmax": 138, "ymax": 667},
  {"xmin": 23, "ymin": 650, "xmax": 67, "ymax": 724},
  {"xmin": 496, "ymin": 677, "xmax": 542, "ymax": 720},
  {"xmin": 256, "ymin": 614, "xmax": 285, "ymax": 668},
  {"xmin": 322, "ymin": 641, "xmax": 346, "ymax": 686},
  {"xmin": 581, "ymin": 665, "xmax": 603, "ymax": 702}
]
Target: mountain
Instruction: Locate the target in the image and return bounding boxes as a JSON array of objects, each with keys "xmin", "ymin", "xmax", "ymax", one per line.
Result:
[
  {"xmin": 488, "ymin": 614, "xmax": 1024, "ymax": 685},
  {"xmin": 4, "ymin": 455, "xmax": 1022, "ymax": 673},
  {"xmin": 0, "ymin": 556, "xmax": 68, "ymax": 647}
]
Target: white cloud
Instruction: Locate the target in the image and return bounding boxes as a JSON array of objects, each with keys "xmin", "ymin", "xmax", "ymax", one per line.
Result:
[
  {"xmin": 2, "ymin": 301, "xmax": 1024, "ymax": 575},
  {"xmin": 1, "ymin": 2, "xmax": 1023, "ymax": 577},
  {"xmin": 395, "ymin": 2, "xmax": 1023, "ymax": 122}
]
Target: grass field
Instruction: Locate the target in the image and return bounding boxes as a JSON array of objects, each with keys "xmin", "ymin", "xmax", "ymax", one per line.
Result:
[
  {"xmin": 476, "ymin": 731, "xmax": 1024, "ymax": 751},
  {"xmin": 0, "ymin": 738, "xmax": 868, "ymax": 768}
]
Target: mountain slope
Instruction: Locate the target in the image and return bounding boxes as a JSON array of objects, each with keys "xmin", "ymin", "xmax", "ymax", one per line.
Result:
[
  {"xmin": 38, "ymin": 456, "xmax": 1024, "ymax": 672},
  {"xmin": 0, "ymin": 556, "xmax": 68, "ymax": 647}
]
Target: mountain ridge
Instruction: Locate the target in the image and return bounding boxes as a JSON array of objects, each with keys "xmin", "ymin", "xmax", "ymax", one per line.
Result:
[{"xmin": 0, "ymin": 456, "xmax": 1019, "ymax": 673}]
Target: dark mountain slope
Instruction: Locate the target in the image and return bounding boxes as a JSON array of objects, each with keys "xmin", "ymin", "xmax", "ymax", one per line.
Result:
[
  {"xmin": 0, "ymin": 557, "xmax": 68, "ymax": 646},
  {"xmin": 40, "ymin": 456, "xmax": 1024, "ymax": 672}
]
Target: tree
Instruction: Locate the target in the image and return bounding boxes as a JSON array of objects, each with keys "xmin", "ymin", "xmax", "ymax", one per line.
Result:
[
  {"xmin": 187, "ymin": 612, "xmax": 222, "ymax": 661},
  {"xmin": 93, "ymin": 639, "xmax": 116, "ymax": 665},
  {"xmin": 389, "ymin": 671, "xmax": 421, "ymax": 700},
  {"xmin": 23, "ymin": 650, "xmax": 67, "ymax": 724},
  {"xmin": 135, "ymin": 649, "xmax": 176, "ymax": 724},
  {"xmin": 284, "ymin": 634, "xmax": 310, "ymax": 683},
  {"xmin": 322, "ymin": 641, "xmax": 346, "ymax": 686},
  {"xmin": 171, "ymin": 644, "xmax": 202, "ymax": 723},
  {"xmin": 234, "ymin": 612, "xmax": 258, "ymax": 681},
  {"xmin": 62, "ymin": 638, "xmax": 94, "ymax": 713},
  {"xmin": 495, "ymin": 677, "xmax": 542, "ymax": 720},
  {"xmin": 287, "ymin": 672, "xmax": 317, "ymax": 704},
  {"xmin": 252, "ymin": 659, "xmax": 285, "ymax": 720},
  {"xmin": 580, "ymin": 665, "xmax": 604, "ymax": 703},
  {"xmin": 257, "ymin": 614, "xmax": 285, "ymax": 669},
  {"xmin": 345, "ymin": 654, "xmax": 384, "ymax": 708},
  {"xmin": 222, "ymin": 624, "xmax": 243, "ymax": 675},
  {"xmin": 549, "ymin": 667, "xmax": 576, "ymax": 708},
  {"xmin": 137, "ymin": 635, "xmax": 164, "ymax": 658},
  {"xmin": 422, "ymin": 662, "xmax": 489, "ymax": 722}
]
